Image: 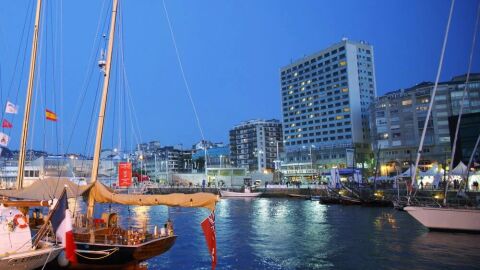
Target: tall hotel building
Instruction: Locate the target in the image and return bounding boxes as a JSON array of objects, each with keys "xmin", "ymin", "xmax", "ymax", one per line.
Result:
[{"xmin": 280, "ymin": 39, "xmax": 376, "ymax": 171}]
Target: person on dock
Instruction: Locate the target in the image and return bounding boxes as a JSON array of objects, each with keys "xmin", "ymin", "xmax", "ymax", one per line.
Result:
[
  {"xmin": 202, "ymin": 179, "xmax": 206, "ymax": 192},
  {"xmin": 420, "ymin": 180, "xmax": 424, "ymax": 190}
]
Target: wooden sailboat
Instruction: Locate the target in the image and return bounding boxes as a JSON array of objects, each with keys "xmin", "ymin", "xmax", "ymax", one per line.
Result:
[
  {"xmin": 70, "ymin": 0, "xmax": 218, "ymax": 265},
  {"xmin": 0, "ymin": 0, "xmax": 63, "ymax": 268}
]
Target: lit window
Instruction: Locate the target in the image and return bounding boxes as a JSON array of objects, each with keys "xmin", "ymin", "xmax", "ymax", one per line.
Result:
[
  {"xmin": 294, "ymin": 72, "xmax": 298, "ymax": 77},
  {"xmin": 402, "ymin": 100, "xmax": 412, "ymax": 106},
  {"xmin": 342, "ymin": 88, "xmax": 349, "ymax": 92},
  {"xmin": 339, "ymin": 61, "xmax": 346, "ymax": 66},
  {"xmin": 301, "ymin": 81, "xmax": 305, "ymax": 86},
  {"xmin": 288, "ymin": 90, "xmax": 293, "ymax": 94},
  {"xmin": 301, "ymin": 87, "xmax": 305, "ymax": 91},
  {"xmin": 289, "ymin": 85, "xmax": 293, "ymax": 89},
  {"xmin": 336, "ymin": 116, "xmax": 344, "ymax": 120},
  {"xmin": 343, "ymin": 107, "xmax": 350, "ymax": 112}
]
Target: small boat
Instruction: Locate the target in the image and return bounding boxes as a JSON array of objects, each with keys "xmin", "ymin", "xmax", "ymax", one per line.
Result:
[
  {"xmin": 288, "ymin": 194, "xmax": 310, "ymax": 199},
  {"xmin": 318, "ymin": 195, "xmax": 340, "ymax": 205},
  {"xmin": 220, "ymin": 187, "xmax": 263, "ymax": 198},
  {"xmin": 404, "ymin": 206, "xmax": 480, "ymax": 232}
]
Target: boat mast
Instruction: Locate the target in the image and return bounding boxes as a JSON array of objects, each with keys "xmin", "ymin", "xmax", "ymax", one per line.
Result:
[
  {"xmin": 16, "ymin": 0, "xmax": 43, "ymax": 190},
  {"xmin": 87, "ymin": 0, "xmax": 119, "ymax": 219}
]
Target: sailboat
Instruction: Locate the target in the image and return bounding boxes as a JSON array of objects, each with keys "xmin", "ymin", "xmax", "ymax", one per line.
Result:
[
  {"xmin": 404, "ymin": 0, "xmax": 480, "ymax": 232},
  {"xmin": 69, "ymin": 0, "xmax": 218, "ymax": 265},
  {"xmin": 0, "ymin": 0, "xmax": 64, "ymax": 268}
]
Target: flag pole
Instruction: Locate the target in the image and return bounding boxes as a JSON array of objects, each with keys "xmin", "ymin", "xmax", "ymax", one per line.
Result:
[{"xmin": 32, "ymin": 188, "xmax": 67, "ymax": 248}]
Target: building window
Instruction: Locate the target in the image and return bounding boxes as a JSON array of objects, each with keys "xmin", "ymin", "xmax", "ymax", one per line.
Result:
[{"xmin": 402, "ymin": 99, "xmax": 412, "ymax": 106}]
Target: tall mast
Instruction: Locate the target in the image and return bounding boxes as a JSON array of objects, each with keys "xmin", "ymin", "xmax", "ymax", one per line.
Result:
[
  {"xmin": 16, "ymin": 0, "xmax": 43, "ymax": 189},
  {"xmin": 87, "ymin": 0, "xmax": 119, "ymax": 219}
]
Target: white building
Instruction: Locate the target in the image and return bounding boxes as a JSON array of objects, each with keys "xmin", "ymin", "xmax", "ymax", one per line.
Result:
[{"xmin": 280, "ymin": 39, "xmax": 376, "ymax": 169}]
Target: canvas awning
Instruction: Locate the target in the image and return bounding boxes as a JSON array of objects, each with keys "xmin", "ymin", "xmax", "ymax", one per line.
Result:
[
  {"xmin": 400, "ymin": 165, "xmax": 415, "ymax": 177},
  {"xmin": 451, "ymin": 162, "xmax": 468, "ymax": 176},
  {"xmin": 86, "ymin": 182, "xmax": 218, "ymax": 211},
  {"xmin": 422, "ymin": 164, "xmax": 444, "ymax": 176},
  {"xmin": 0, "ymin": 178, "xmax": 88, "ymax": 201}
]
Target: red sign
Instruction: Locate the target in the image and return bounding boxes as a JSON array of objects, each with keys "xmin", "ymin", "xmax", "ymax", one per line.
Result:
[{"xmin": 118, "ymin": 162, "xmax": 132, "ymax": 187}]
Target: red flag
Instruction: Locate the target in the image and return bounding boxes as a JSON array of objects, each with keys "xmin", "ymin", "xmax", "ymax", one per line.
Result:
[
  {"xmin": 2, "ymin": 119, "xmax": 12, "ymax": 128},
  {"xmin": 46, "ymin": 109, "xmax": 58, "ymax": 121},
  {"xmin": 201, "ymin": 211, "xmax": 216, "ymax": 270}
]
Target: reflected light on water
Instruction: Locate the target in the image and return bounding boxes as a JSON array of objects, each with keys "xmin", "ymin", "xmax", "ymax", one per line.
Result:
[{"xmin": 373, "ymin": 212, "xmax": 398, "ymax": 231}]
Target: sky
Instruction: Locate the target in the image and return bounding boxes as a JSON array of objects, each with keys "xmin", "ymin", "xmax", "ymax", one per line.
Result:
[{"xmin": 0, "ymin": 0, "xmax": 479, "ymax": 154}]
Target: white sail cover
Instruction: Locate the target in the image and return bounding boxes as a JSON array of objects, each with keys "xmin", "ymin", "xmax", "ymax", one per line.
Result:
[{"xmin": 0, "ymin": 206, "xmax": 32, "ymax": 255}]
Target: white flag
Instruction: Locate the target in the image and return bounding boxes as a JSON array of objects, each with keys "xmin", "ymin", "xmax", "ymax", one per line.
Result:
[
  {"xmin": 0, "ymin": 132, "xmax": 9, "ymax": 147},
  {"xmin": 5, "ymin": 101, "xmax": 18, "ymax": 114}
]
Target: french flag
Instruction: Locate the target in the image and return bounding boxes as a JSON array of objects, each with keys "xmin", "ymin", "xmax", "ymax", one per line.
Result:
[{"xmin": 51, "ymin": 189, "xmax": 77, "ymax": 264}]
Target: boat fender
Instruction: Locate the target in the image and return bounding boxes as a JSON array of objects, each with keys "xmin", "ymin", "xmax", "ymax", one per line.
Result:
[
  {"xmin": 13, "ymin": 214, "xmax": 28, "ymax": 229},
  {"xmin": 57, "ymin": 250, "xmax": 70, "ymax": 267}
]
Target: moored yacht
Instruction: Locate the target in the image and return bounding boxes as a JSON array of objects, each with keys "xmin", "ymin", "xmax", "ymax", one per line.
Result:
[{"xmin": 404, "ymin": 206, "xmax": 480, "ymax": 232}]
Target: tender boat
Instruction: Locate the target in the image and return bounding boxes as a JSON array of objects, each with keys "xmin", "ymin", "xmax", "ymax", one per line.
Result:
[{"xmin": 220, "ymin": 187, "xmax": 263, "ymax": 198}]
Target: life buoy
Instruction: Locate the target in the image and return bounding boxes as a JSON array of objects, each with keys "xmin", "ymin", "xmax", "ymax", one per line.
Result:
[{"xmin": 13, "ymin": 214, "xmax": 28, "ymax": 229}]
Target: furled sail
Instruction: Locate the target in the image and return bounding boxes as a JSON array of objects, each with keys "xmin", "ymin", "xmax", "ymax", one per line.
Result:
[{"xmin": 86, "ymin": 182, "xmax": 218, "ymax": 211}]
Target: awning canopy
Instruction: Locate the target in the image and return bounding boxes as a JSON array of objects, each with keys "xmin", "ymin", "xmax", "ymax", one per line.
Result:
[
  {"xmin": 0, "ymin": 178, "xmax": 88, "ymax": 201},
  {"xmin": 451, "ymin": 162, "xmax": 468, "ymax": 176}
]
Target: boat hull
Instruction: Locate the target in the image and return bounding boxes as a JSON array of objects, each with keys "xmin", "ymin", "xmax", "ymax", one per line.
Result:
[
  {"xmin": 404, "ymin": 206, "xmax": 480, "ymax": 232},
  {"xmin": 0, "ymin": 243, "xmax": 62, "ymax": 270},
  {"xmin": 74, "ymin": 235, "xmax": 176, "ymax": 265},
  {"xmin": 220, "ymin": 190, "xmax": 262, "ymax": 197}
]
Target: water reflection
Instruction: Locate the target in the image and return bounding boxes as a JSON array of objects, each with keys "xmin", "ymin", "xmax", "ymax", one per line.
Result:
[
  {"xmin": 63, "ymin": 198, "xmax": 480, "ymax": 269},
  {"xmin": 411, "ymin": 232, "xmax": 480, "ymax": 269}
]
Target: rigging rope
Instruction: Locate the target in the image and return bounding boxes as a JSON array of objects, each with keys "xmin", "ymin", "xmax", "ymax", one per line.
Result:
[
  {"xmin": 410, "ymin": 0, "xmax": 455, "ymax": 196},
  {"xmin": 162, "ymin": 0, "xmax": 206, "ymax": 142},
  {"xmin": 445, "ymin": 0, "xmax": 480, "ymax": 198}
]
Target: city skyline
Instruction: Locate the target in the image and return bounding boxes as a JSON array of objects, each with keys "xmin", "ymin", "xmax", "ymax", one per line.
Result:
[{"xmin": 0, "ymin": 0, "xmax": 478, "ymax": 153}]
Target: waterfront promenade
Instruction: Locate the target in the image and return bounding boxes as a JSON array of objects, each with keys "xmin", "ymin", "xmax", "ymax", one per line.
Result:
[{"xmin": 145, "ymin": 184, "xmax": 480, "ymax": 202}]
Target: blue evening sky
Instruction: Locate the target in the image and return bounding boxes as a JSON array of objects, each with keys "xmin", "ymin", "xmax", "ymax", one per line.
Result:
[{"xmin": 0, "ymin": 0, "xmax": 478, "ymax": 153}]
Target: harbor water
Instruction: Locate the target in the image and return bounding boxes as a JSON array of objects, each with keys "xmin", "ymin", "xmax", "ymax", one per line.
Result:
[{"xmin": 91, "ymin": 198, "xmax": 480, "ymax": 270}]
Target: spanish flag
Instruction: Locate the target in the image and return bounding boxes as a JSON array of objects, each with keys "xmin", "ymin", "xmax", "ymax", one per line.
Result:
[{"xmin": 46, "ymin": 109, "xmax": 58, "ymax": 121}]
